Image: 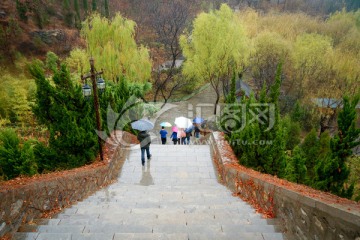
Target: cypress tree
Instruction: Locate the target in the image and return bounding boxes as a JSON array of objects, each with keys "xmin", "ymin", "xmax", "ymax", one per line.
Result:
[
  {"xmin": 301, "ymin": 128, "xmax": 320, "ymax": 182},
  {"xmin": 285, "ymin": 146, "xmax": 307, "ymax": 184},
  {"xmin": 92, "ymin": 0, "xmax": 97, "ymax": 11},
  {"xmin": 259, "ymin": 63, "xmax": 286, "ymax": 177},
  {"xmin": 16, "ymin": 0, "xmax": 28, "ymax": 22},
  {"xmin": 315, "ymin": 95, "xmax": 360, "ymax": 198},
  {"xmin": 0, "ymin": 129, "xmax": 37, "ymax": 180},
  {"xmin": 82, "ymin": 0, "xmax": 88, "ymax": 15},
  {"xmin": 104, "ymin": 0, "xmax": 109, "ymax": 18},
  {"xmin": 74, "ymin": 0, "xmax": 81, "ymax": 21},
  {"xmin": 283, "ymin": 116, "xmax": 301, "ymax": 150},
  {"xmin": 30, "ymin": 61, "xmax": 98, "ymax": 170},
  {"xmin": 63, "ymin": 0, "xmax": 74, "ymax": 27}
]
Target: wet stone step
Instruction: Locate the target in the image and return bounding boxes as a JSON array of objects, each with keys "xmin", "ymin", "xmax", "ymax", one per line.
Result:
[
  {"xmin": 13, "ymin": 145, "xmax": 285, "ymax": 239},
  {"xmin": 12, "ymin": 231, "xmax": 286, "ymax": 240}
]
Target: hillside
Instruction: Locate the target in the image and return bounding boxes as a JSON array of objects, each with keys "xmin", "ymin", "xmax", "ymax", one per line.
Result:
[
  {"xmin": 0, "ymin": 0, "xmax": 82, "ymax": 63},
  {"xmin": 1, "ymin": 0, "xmax": 356, "ymax": 67}
]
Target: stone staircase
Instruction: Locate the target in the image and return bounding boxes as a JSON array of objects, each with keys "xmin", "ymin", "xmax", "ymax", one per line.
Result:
[{"xmin": 13, "ymin": 145, "xmax": 286, "ymax": 240}]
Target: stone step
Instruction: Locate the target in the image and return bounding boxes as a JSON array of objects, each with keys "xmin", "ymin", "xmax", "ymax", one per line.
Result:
[
  {"xmin": 17, "ymin": 222, "xmax": 281, "ymax": 234},
  {"xmin": 12, "ymin": 232, "xmax": 286, "ymax": 240},
  {"xmin": 65, "ymin": 204, "xmax": 255, "ymax": 211},
  {"xmin": 76, "ymin": 196, "xmax": 249, "ymax": 205},
  {"xmin": 14, "ymin": 143, "xmax": 286, "ymax": 240},
  {"xmin": 31, "ymin": 215, "xmax": 282, "ymax": 228},
  {"xmin": 53, "ymin": 211, "xmax": 265, "ymax": 225},
  {"xmin": 68, "ymin": 207, "xmax": 257, "ymax": 216}
]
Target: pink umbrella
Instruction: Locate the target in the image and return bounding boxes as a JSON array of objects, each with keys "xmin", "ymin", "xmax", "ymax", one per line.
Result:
[{"xmin": 172, "ymin": 126, "xmax": 178, "ymax": 132}]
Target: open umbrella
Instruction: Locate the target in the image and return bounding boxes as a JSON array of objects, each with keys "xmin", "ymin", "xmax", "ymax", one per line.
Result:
[
  {"xmin": 172, "ymin": 126, "xmax": 178, "ymax": 132},
  {"xmin": 160, "ymin": 122, "xmax": 172, "ymax": 127},
  {"xmin": 193, "ymin": 117, "xmax": 204, "ymax": 124},
  {"xmin": 174, "ymin": 116, "xmax": 192, "ymax": 128},
  {"xmin": 131, "ymin": 119, "xmax": 154, "ymax": 131}
]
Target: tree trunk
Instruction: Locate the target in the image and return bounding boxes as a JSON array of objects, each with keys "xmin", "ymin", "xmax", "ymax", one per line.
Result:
[
  {"xmin": 213, "ymin": 91, "xmax": 220, "ymax": 115},
  {"xmin": 319, "ymin": 114, "xmax": 329, "ymax": 135}
]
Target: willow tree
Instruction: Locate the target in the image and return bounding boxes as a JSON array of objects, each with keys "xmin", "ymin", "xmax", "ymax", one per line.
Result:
[
  {"xmin": 81, "ymin": 13, "xmax": 152, "ymax": 83},
  {"xmin": 65, "ymin": 48, "xmax": 89, "ymax": 79},
  {"xmin": 180, "ymin": 4, "xmax": 250, "ymax": 114}
]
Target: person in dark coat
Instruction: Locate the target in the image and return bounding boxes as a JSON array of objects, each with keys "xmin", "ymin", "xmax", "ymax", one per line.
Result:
[
  {"xmin": 137, "ymin": 130, "xmax": 152, "ymax": 166},
  {"xmin": 185, "ymin": 124, "xmax": 194, "ymax": 145},
  {"xmin": 170, "ymin": 130, "xmax": 178, "ymax": 145}
]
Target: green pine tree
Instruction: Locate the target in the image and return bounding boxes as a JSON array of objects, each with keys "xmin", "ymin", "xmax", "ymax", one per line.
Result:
[
  {"xmin": 45, "ymin": 51, "xmax": 59, "ymax": 73},
  {"xmin": 104, "ymin": 0, "xmax": 109, "ymax": 18},
  {"xmin": 74, "ymin": 0, "xmax": 81, "ymax": 21},
  {"xmin": 259, "ymin": 63, "xmax": 286, "ymax": 177},
  {"xmin": 226, "ymin": 72, "xmax": 236, "ymax": 104},
  {"xmin": 301, "ymin": 128, "xmax": 320, "ymax": 183},
  {"xmin": 285, "ymin": 146, "xmax": 307, "ymax": 184},
  {"xmin": 0, "ymin": 129, "xmax": 37, "ymax": 180},
  {"xmin": 315, "ymin": 95, "xmax": 360, "ymax": 198},
  {"xmin": 30, "ymin": 61, "xmax": 98, "ymax": 171},
  {"xmin": 16, "ymin": 0, "xmax": 28, "ymax": 22},
  {"xmin": 82, "ymin": 0, "xmax": 88, "ymax": 15},
  {"xmin": 92, "ymin": 0, "xmax": 97, "ymax": 11},
  {"xmin": 283, "ymin": 116, "xmax": 301, "ymax": 150},
  {"xmin": 63, "ymin": 0, "xmax": 74, "ymax": 27}
]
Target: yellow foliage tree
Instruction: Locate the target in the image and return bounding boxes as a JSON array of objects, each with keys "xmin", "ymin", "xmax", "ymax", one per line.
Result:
[
  {"xmin": 180, "ymin": 4, "xmax": 250, "ymax": 114},
  {"xmin": 65, "ymin": 48, "xmax": 89, "ymax": 80},
  {"xmin": 81, "ymin": 13, "xmax": 152, "ymax": 83},
  {"xmin": 249, "ymin": 31, "xmax": 291, "ymax": 94}
]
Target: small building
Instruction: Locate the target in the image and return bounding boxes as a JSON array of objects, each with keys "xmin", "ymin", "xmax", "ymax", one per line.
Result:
[
  {"xmin": 224, "ymin": 78, "xmax": 254, "ymax": 101},
  {"xmin": 157, "ymin": 59, "xmax": 184, "ymax": 72},
  {"xmin": 235, "ymin": 79, "xmax": 253, "ymax": 100}
]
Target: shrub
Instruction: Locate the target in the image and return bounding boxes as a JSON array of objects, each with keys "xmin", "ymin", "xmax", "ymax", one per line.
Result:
[
  {"xmin": 16, "ymin": 0, "xmax": 28, "ymax": 22},
  {"xmin": 0, "ymin": 129, "xmax": 37, "ymax": 180}
]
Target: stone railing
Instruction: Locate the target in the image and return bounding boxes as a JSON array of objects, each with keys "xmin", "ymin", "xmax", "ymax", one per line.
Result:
[
  {"xmin": 0, "ymin": 131, "xmax": 134, "ymax": 238},
  {"xmin": 208, "ymin": 132, "xmax": 360, "ymax": 240}
]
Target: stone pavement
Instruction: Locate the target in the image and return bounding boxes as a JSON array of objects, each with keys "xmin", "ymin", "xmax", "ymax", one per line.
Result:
[
  {"xmin": 13, "ymin": 144, "xmax": 285, "ymax": 240},
  {"xmin": 150, "ymin": 84, "xmax": 219, "ymax": 144}
]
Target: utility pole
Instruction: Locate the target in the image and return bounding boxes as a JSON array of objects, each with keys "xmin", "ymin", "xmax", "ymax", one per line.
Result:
[{"xmin": 82, "ymin": 58, "xmax": 104, "ymax": 161}]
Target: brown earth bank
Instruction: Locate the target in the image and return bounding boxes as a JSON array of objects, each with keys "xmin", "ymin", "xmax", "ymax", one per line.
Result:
[{"xmin": 0, "ymin": 131, "xmax": 139, "ymax": 191}]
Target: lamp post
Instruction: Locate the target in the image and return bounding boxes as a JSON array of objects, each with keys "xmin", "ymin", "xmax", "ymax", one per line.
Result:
[{"xmin": 81, "ymin": 58, "xmax": 105, "ymax": 161}]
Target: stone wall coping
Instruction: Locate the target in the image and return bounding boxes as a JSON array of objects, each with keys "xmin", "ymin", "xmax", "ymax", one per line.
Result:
[
  {"xmin": 208, "ymin": 131, "xmax": 360, "ymax": 239},
  {"xmin": 0, "ymin": 130, "xmax": 133, "ymax": 238}
]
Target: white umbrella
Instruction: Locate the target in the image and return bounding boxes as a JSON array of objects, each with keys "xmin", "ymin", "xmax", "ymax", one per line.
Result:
[
  {"xmin": 174, "ymin": 116, "xmax": 193, "ymax": 128},
  {"xmin": 131, "ymin": 119, "xmax": 154, "ymax": 131}
]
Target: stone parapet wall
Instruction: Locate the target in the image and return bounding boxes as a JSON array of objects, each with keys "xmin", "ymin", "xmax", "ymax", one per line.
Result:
[
  {"xmin": 208, "ymin": 132, "xmax": 360, "ymax": 240},
  {"xmin": 0, "ymin": 131, "xmax": 133, "ymax": 238}
]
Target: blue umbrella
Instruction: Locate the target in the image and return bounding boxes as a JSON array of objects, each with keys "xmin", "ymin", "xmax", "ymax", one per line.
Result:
[
  {"xmin": 131, "ymin": 119, "xmax": 154, "ymax": 131},
  {"xmin": 193, "ymin": 117, "xmax": 204, "ymax": 124}
]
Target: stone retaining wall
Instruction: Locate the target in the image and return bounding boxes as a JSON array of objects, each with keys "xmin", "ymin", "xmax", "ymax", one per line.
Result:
[
  {"xmin": 208, "ymin": 132, "xmax": 360, "ymax": 240},
  {"xmin": 0, "ymin": 131, "xmax": 133, "ymax": 238}
]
